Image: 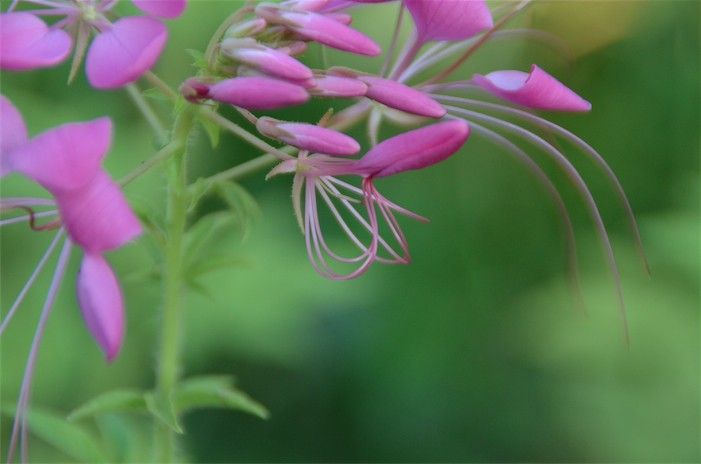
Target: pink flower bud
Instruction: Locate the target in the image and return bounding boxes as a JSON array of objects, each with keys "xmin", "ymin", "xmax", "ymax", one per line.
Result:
[
  {"xmin": 472, "ymin": 65, "xmax": 592, "ymax": 112},
  {"xmin": 225, "ymin": 18, "xmax": 268, "ymax": 38},
  {"xmin": 257, "ymin": 117, "xmax": 360, "ymax": 155},
  {"xmin": 359, "ymin": 76, "xmax": 446, "ymax": 118},
  {"xmin": 258, "ymin": 6, "xmax": 381, "ymax": 56},
  {"xmin": 206, "ymin": 77, "xmax": 310, "ymax": 110},
  {"xmin": 221, "ymin": 38, "xmax": 313, "ymax": 81},
  {"xmin": 77, "ymin": 253, "xmax": 125, "ymax": 361},
  {"xmin": 0, "ymin": 13, "xmax": 72, "ymax": 71},
  {"xmin": 356, "ymin": 120, "xmax": 469, "ymax": 177},
  {"xmin": 280, "ymin": 0, "xmax": 331, "ymax": 11},
  {"xmin": 310, "ymin": 75, "xmax": 368, "ymax": 97}
]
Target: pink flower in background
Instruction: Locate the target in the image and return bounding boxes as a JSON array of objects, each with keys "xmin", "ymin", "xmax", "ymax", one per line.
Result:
[
  {"xmin": 0, "ymin": 0, "xmax": 187, "ymax": 88},
  {"xmin": 0, "ymin": 95, "xmax": 141, "ymax": 462}
]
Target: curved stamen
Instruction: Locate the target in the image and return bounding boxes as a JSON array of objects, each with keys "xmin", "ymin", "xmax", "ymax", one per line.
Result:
[
  {"xmin": 446, "ymin": 105, "xmax": 630, "ymax": 344},
  {"xmin": 466, "ymin": 121, "xmax": 584, "ymax": 311},
  {"xmin": 7, "ymin": 238, "xmax": 72, "ymax": 464},
  {"xmin": 320, "ymin": 178, "xmax": 406, "ymax": 263},
  {"xmin": 0, "ymin": 231, "xmax": 64, "ymax": 336},
  {"xmin": 435, "ymin": 94, "xmax": 649, "ymax": 275},
  {"xmin": 0, "ymin": 211, "xmax": 59, "ymax": 228}
]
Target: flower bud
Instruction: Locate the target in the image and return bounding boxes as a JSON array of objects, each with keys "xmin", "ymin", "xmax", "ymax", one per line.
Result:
[
  {"xmin": 221, "ymin": 38, "xmax": 313, "ymax": 81},
  {"xmin": 206, "ymin": 77, "xmax": 310, "ymax": 110},
  {"xmin": 225, "ymin": 18, "xmax": 268, "ymax": 38},
  {"xmin": 309, "ymin": 75, "xmax": 368, "ymax": 97},
  {"xmin": 257, "ymin": 116, "xmax": 360, "ymax": 155},
  {"xmin": 359, "ymin": 76, "xmax": 446, "ymax": 118}
]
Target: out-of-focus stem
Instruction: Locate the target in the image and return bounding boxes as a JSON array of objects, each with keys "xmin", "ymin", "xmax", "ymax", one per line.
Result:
[
  {"xmin": 126, "ymin": 84, "xmax": 168, "ymax": 145},
  {"xmin": 154, "ymin": 106, "xmax": 196, "ymax": 463}
]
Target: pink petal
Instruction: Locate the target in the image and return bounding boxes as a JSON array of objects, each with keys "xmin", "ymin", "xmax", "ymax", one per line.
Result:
[
  {"xmin": 359, "ymin": 76, "xmax": 446, "ymax": 118},
  {"xmin": 472, "ymin": 65, "xmax": 592, "ymax": 112},
  {"xmin": 207, "ymin": 77, "xmax": 310, "ymax": 110},
  {"xmin": 0, "ymin": 13, "xmax": 72, "ymax": 71},
  {"xmin": 0, "ymin": 95, "xmax": 28, "ymax": 176},
  {"xmin": 57, "ymin": 171, "xmax": 143, "ymax": 253},
  {"xmin": 404, "ymin": 0, "xmax": 493, "ymax": 43},
  {"xmin": 10, "ymin": 118, "xmax": 111, "ymax": 194},
  {"xmin": 268, "ymin": 9, "xmax": 381, "ymax": 56},
  {"xmin": 221, "ymin": 39, "xmax": 313, "ymax": 81},
  {"xmin": 86, "ymin": 16, "xmax": 167, "ymax": 89},
  {"xmin": 356, "ymin": 120, "xmax": 469, "ymax": 177},
  {"xmin": 132, "ymin": 0, "xmax": 187, "ymax": 19},
  {"xmin": 257, "ymin": 117, "xmax": 360, "ymax": 155},
  {"xmin": 76, "ymin": 253, "xmax": 125, "ymax": 361}
]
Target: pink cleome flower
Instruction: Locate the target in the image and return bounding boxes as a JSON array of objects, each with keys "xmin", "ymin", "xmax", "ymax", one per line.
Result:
[
  {"xmin": 1, "ymin": 94, "xmax": 141, "ymax": 461},
  {"xmin": 0, "ymin": 0, "xmax": 187, "ymax": 88}
]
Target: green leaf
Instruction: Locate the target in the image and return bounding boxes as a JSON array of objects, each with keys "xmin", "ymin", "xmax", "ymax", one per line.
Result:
[
  {"xmin": 174, "ymin": 376, "xmax": 269, "ymax": 419},
  {"xmin": 188, "ymin": 253, "xmax": 249, "ymax": 278},
  {"xmin": 3, "ymin": 406, "xmax": 108, "ymax": 463},
  {"xmin": 187, "ymin": 178, "xmax": 214, "ymax": 213},
  {"xmin": 68, "ymin": 390, "xmax": 147, "ymax": 422},
  {"xmin": 216, "ymin": 181, "xmax": 261, "ymax": 242},
  {"xmin": 184, "ymin": 212, "xmax": 234, "ymax": 265},
  {"xmin": 144, "ymin": 392, "xmax": 183, "ymax": 434}
]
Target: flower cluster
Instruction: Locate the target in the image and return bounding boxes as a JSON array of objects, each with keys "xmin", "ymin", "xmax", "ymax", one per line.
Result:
[
  {"xmin": 180, "ymin": 0, "xmax": 641, "ymax": 288},
  {"xmin": 1, "ymin": 0, "xmax": 645, "ymax": 460}
]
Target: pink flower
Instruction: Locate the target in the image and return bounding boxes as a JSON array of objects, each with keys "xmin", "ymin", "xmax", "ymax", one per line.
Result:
[
  {"xmin": 266, "ymin": 120, "xmax": 469, "ymax": 279},
  {"xmin": 1, "ymin": 95, "xmax": 142, "ymax": 461},
  {"xmin": 0, "ymin": 0, "xmax": 187, "ymax": 89},
  {"xmin": 403, "ymin": 0, "xmax": 493, "ymax": 44}
]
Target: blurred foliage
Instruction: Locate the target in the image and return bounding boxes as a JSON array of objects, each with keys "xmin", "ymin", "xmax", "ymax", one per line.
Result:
[{"xmin": 1, "ymin": 1, "xmax": 699, "ymax": 462}]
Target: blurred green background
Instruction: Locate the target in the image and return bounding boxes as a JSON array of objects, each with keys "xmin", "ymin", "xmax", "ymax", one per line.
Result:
[{"xmin": 1, "ymin": 1, "xmax": 699, "ymax": 462}]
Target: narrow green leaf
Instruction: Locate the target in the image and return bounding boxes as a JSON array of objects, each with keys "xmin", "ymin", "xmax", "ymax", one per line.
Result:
[
  {"xmin": 3, "ymin": 406, "xmax": 107, "ymax": 463},
  {"xmin": 68, "ymin": 390, "xmax": 147, "ymax": 422},
  {"xmin": 144, "ymin": 392, "xmax": 183, "ymax": 434},
  {"xmin": 187, "ymin": 177, "xmax": 214, "ymax": 213},
  {"xmin": 199, "ymin": 115, "xmax": 221, "ymax": 148},
  {"xmin": 174, "ymin": 376, "xmax": 269, "ymax": 419}
]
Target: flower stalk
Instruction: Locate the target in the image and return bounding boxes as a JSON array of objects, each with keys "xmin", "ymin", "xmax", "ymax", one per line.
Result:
[{"xmin": 155, "ymin": 106, "xmax": 196, "ymax": 462}]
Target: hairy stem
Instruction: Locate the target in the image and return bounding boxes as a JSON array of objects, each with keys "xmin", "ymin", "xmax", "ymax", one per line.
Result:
[{"xmin": 154, "ymin": 106, "xmax": 196, "ymax": 462}]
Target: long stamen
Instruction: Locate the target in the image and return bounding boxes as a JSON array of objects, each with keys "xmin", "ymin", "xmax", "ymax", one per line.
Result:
[
  {"xmin": 446, "ymin": 105, "xmax": 630, "ymax": 345},
  {"xmin": 435, "ymin": 94, "xmax": 649, "ymax": 275},
  {"xmin": 0, "ymin": 231, "xmax": 64, "ymax": 336},
  {"xmin": 379, "ymin": 2, "xmax": 405, "ymax": 77},
  {"xmin": 0, "ymin": 211, "xmax": 58, "ymax": 227},
  {"xmin": 6, "ymin": 238, "xmax": 72, "ymax": 464},
  {"xmin": 320, "ymin": 178, "xmax": 405, "ymax": 263},
  {"xmin": 402, "ymin": 29, "xmax": 571, "ymax": 84},
  {"xmin": 466, "ymin": 121, "xmax": 585, "ymax": 312},
  {"xmin": 316, "ymin": 181, "xmax": 374, "ymax": 262}
]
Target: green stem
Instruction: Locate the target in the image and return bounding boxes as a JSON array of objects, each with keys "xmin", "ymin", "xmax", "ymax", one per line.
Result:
[
  {"xmin": 126, "ymin": 84, "xmax": 168, "ymax": 145},
  {"xmin": 154, "ymin": 106, "xmax": 196, "ymax": 463}
]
